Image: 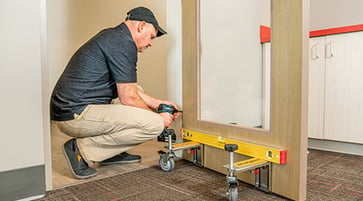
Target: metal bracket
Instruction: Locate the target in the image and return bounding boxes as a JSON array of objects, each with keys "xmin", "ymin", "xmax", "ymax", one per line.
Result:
[
  {"xmin": 253, "ymin": 162, "xmax": 271, "ymax": 192},
  {"xmin": 224, "ymin": 158, "xmax": 272, "ymax": 192},
  {"xmin": 192, "ymin": 144, "xmax": 203, "ymax": 167}
]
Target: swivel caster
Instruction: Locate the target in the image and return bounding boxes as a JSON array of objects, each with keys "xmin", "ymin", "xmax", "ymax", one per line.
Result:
[
  {"xmin": 225, "ymin": 144, "xmax": 239, "ymax": 201},
  {"xmin": 159, "ymin": 156, "xmax": 175, "ymax": 172},
  {"xmin": 227, "ymin": 184, "xmax": 238, "ymax": 201},
  {"xmin": 158, "ymin": 128, "xmax": 176, "ymax": 172}
]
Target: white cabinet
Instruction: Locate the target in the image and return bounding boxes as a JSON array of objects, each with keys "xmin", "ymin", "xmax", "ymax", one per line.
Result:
[
  {"xmin": 308, "ymin": 36, "xmax": 326, "ymax": 139},
  {"xmin": 308, "ymin": 31, "xmax": 363, "ymax": 144}
]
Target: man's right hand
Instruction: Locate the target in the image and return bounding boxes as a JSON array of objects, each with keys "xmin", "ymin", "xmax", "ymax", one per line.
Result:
[{"xmin": 159, "ymin": 112, "xmax": 174, "ymax": 127}]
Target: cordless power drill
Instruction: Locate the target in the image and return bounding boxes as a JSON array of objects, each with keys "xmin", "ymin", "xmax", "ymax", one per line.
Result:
[{"xmin": 157, "ymin": 104, "xmax": 182, "ymax": 142}]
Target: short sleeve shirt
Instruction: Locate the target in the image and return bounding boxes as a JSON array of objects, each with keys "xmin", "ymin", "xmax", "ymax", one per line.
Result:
[{"xmin": 50, "ymin": 23, "xmax": 137, "ymax": 121}]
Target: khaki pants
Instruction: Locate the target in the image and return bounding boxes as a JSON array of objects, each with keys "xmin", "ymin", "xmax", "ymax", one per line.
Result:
[{"xmin": 54, "ymin": 101, "xmax": 164, "ymax": 163}]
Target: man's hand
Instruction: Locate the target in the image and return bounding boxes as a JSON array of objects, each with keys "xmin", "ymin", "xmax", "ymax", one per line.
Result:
[
  {"xmin": 157, "ymin": 102, "xmax": 181, "ymax": 120},
  {"xmin": 159, "ymin": 112, "xmax": 174, "ymax": 127}
]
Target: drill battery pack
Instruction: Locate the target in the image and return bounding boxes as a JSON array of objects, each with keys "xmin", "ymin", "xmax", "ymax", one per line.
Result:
[{"xmin": 157, "ymin": 128, "xmax": 176, "ymax": 143}]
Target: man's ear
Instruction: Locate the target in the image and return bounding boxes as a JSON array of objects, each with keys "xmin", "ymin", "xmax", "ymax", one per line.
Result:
[{"xmin": 137, "ymin": 21, "xmax": 146, "ymax": 33}]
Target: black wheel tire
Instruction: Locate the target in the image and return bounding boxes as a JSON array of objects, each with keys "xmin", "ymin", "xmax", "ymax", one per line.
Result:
[
  {"xmin": 159, "ymin": 157, "xmax": 175, "ymax": 172},
  {"xmin": 228, "ymin": 188, "xmax": 238, "ymax": 201}
]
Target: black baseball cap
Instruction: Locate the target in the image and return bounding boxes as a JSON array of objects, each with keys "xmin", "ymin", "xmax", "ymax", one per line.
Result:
[{"xmin": 125, "ymin": 7, "xmax": 167, "ymax": 37}]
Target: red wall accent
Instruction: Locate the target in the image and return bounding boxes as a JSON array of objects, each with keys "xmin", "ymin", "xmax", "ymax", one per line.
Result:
[
  {"xmin": 260, "ymin": 24, "xmax": 363, "ymax": 43},
  {"xmin": 260, "ymin": 25, "xmax": 271, "ymax": 43}
]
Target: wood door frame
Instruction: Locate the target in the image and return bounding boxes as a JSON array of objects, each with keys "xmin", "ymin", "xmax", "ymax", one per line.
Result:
[{"xmin": 182, "ymin": 0, "xmax": 309, "ymax": 200}]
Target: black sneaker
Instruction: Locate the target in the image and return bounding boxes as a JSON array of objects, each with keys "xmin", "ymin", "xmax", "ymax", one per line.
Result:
[
  {"xmin": 99, "ymin": 152, "xmax": 141, "ymax": 165},
  {"xmin": 62, "ymin": 139, "xmax": 97, "ymax": 179}
]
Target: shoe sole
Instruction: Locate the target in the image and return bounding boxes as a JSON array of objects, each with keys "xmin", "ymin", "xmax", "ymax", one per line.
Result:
[
  {"xmin": 62, "ymin": 142, "xmax": 97, "ymax": 179},
  {"xmin": 99, "ymin": 159, "xmax": 141, "ymax": 166}
]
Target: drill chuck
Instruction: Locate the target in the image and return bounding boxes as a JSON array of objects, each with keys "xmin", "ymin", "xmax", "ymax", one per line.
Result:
[{"xmin": 157, "ymin": 104, "xmax": 182, "ymax": 114}]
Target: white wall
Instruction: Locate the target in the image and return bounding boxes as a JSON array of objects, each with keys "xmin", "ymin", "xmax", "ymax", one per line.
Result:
[
  {"xmin": 198, "ymin": 0, "xmax": 363, "ymax": 127},
  {"xmin": 310, "ymin": 0, "xmax": 363, "ymax": 30},
  {"xmin": 0, "ymin": 0, "xmax": 45, "ymax": 171},
  {"xmin": 200, "ymin": 0, "xmax": 270, "ymax": 127},
  {"xmin": 167, "ymin": 1, "xmax": 183, "ymax": 107}
]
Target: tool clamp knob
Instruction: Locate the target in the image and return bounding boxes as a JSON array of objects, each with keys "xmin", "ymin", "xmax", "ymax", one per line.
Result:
[{"xmin": 225, "ymin": 144, "xmax": 238, "ymax": 152}]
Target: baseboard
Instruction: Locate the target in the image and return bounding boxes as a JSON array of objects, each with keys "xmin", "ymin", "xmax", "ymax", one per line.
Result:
[
  {"xmin": 17, "ymin": 194, "xmax": 45, "ymax": 201},
  {"xmin": 0, "ymin": 165, "xmax": 45, "ymax": 201},
  {"xmin": 308, "ymin": 138, "xmax": 363, "ymax": 156}
]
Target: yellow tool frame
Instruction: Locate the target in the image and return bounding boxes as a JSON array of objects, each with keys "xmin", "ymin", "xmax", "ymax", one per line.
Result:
[{"xmin": 181, "ymin": 128, "xmax": 287, "ymax": 165}]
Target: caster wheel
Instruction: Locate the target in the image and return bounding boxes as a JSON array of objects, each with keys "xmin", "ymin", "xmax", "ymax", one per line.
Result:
[
  {"xmin": 159, "ymin": 157, "xmax": 175, "ymax": 172},
  {"xmin": 227, "ymin": 188, "xmax": 238, "ymax": 201}
]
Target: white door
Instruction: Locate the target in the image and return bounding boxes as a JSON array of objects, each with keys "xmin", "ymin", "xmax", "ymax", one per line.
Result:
[
  {"xmin": 324, "ymin": 31, "xmax": 363, "ymax": 143},
  {"xmin": 308, "ymin": 36, "xmax": 326, "ymax": 139}
]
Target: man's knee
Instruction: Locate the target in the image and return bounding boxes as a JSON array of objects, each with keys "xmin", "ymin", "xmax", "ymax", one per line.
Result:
[{"xmin": 142, "ymin": 115, "xmax": 164, "ymax": 135}]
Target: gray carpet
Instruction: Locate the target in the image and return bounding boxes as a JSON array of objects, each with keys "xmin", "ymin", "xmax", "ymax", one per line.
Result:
[
  {"xmin": 37, "ymin": 149, "xmax": 363, "ymax": 201},
  {"xmin": 307, "ymin": 149, "xmax": 363, "ymax": 201}
]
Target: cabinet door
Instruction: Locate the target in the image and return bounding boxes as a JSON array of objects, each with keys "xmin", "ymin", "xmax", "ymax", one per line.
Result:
[
  {"xmin": 324, "ymin": 31, "xmax": 363, "ymax": 144},
  {"xmin": 308, "ymin": 36, "xmax": 326, "ymax": 139}
]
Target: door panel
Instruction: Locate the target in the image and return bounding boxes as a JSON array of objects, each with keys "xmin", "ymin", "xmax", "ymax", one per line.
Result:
[
  {"xmin": 182, "ymin": 0, "xmax": 308, "ymax": 200},
  {"xmin": 324, "ymin": 32, "xmax": 363, "ymax": 143},
  {"xmin": 308, "ymin": 36, "xmax": 326, "ymax": 139}
]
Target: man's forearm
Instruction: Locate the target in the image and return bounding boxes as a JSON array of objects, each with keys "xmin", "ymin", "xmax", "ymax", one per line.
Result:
[
  {"xmin": 126, "ymin": 95, "xmax": 152, "ymax": 111},
  {"xmin": 117, "ymin": 83, "xmax": 153, "ymax": 111},
  {"xmin": 137, "ymin": 90, "xmax": 159, "ymax": 110}
]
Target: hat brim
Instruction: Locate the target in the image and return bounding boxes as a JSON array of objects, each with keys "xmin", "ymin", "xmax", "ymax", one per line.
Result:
[{"xmin": 155, "ymin": 24, "xmax": 167, "ymax": 37}]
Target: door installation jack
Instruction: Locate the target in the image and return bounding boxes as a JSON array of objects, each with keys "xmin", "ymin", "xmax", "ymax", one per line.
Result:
[
  {"xmin": 157, "ymin": 128, "xmax": 201, "ymax": 172},
  {"xmin": 225, "ymin": 144, "xmax": 239, "ymax": 201}
]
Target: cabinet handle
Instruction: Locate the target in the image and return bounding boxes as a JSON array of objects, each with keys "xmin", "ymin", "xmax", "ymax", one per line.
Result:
[
  {"xmin": 326, "ymin": 41, "xmax": 334, "ymax": 58},
  {"xmin": 311, "ymin": 43, "xmax": 319, "ymax": 60}
]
